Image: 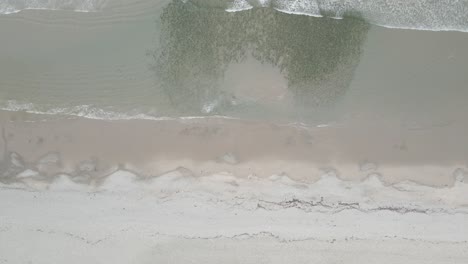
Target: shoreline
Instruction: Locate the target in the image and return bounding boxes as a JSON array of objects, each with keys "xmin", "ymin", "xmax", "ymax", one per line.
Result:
[
  {"xmin": 1, "ymin": 110, "xmax": 467, "ymax": 187},
  {"xmin": 1, "ymin": 2, "xmax": 468, "ymax": 262}
]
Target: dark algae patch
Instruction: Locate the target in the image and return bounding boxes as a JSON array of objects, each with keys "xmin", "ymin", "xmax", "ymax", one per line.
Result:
[{"xmin": 155, "ymin": 1, "xmax": 370, "ymax": 113}]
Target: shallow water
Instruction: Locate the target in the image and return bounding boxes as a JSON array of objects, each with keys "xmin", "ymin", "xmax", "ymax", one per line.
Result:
[
  {"xmin": 0, "ymin": 0, "xmax": 467, "ymax": 126},
  {"xmin": 1, "ymin": 1, "xmax": 468, "ymax": 184}
]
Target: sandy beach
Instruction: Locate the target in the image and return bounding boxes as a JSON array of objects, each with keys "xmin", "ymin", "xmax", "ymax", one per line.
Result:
[
  {"xmin": 1, "ymin": 110, "xmax": 468, "ymax": 263},
  {"xmin": 1, "ymin": 0, "xmax": 468, "ymax": 263},
  {"xmin": 1, "ymin": 110, "xmax": 468, "ymax": 186}
]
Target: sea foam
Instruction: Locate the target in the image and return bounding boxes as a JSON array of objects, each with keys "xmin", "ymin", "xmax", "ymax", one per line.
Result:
[
  {"xmin": 1, "ymin": 0, "xmax": 467, "ymax": 32},
  {"xmin": 208, "ymin": 0, "xmax": 468, "ymax": 32},
  {"xmin": 0, "ymin": 100, "xmax": 240, "ymax": 121},
  {"xmin": 0, "ymin": 0, "xmax": 108, "ymax": 14}
]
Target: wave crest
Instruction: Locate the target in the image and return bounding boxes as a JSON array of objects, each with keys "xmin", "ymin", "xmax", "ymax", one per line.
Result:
[
  {"xmin": 193, "ymin": 0, "xmax": 468, "ymax": 32},
  {"xmin": 2, "ymin": 0, "xmax": 467, "ymax": 32},
  {"xmin": 0, "ymin": 0, "xmax": 108, "ymax": 14},
  {"xmin": 0, "ymin": 100, "xmax": 239, "ymax": 121}
]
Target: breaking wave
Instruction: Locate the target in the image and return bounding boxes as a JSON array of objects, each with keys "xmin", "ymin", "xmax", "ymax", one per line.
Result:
[
  {"xmin": 196, "ymin": 0, "xmax": 468, "ymax": 32},
  {"xmin": 0, "ymin": 0, "xmax": 108, "ymax": 14},
  {"xmin": 1, "ymin": 0, "xmax": 467, "ymax": 32},
  {"xmin": 0, "ymin": 100, "xmax": 239, "ymax": 121}
]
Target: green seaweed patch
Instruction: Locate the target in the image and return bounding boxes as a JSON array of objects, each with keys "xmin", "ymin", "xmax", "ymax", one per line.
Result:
[{"xmin": 155, "ymin": 1, "xmax": 370, "ymax": 112}]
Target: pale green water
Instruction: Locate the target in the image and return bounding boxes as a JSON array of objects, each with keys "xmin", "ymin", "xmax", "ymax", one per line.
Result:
[{"xmin": 0, "ymin": 0, "xmax": 468, "ymax": 127}]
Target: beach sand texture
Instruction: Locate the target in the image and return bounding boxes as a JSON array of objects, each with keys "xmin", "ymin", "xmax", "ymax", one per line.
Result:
[{"xmin": 1, "ymin": 0, "xmax": 468, "ymax": 263}]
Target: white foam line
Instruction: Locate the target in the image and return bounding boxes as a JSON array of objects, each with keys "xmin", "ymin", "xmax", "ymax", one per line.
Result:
[
  {"xmin": 0, "ymin": 101, "xmax": 240, "ymax": 122},
  {"xmin": 273, "ymin": 8, "xmax": 323, "ymax": 18},
  {"xmin": 209, "ymin": 6, "xmax": 468, "ymax": 33},
  {"xmin": 273, "ymin": 8, "xmax": 468, "ymax": 32},
  {"xmin": 1, "ymin": 100, "xmax": 342, "ymax": 128},
  {"xmin": 2, "ymin": 0, "xmax": 468, "ymax": 33},
  {"xmin": 195, "ymin": 0, "xmax": 468, "ymax": 33},
  {"xmin": 225, "ymin": 6, "xmax": 253, "ymax": 12},
  {"xmin": 0, "ymin": 0, "xmax": 107, "ymax": 15},
  {"xmin": 370, "ymin": 23, "xmax": 468, "ymax": 33},
  {"xmin": 0, "ymin": 107, "xmax": 240, "ymax": 122}
]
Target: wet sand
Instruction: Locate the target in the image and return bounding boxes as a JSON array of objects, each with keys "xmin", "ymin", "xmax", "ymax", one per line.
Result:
[{"xmin": 1, "ymin": 110, "xmax": 467, "ymax": 186}]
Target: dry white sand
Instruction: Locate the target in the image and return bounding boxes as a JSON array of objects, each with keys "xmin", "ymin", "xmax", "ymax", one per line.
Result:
[
  {"xmin": 1, "ymin": 112, "xmax": 468, "ymax": 262},
  {"xmin": 1, "ymin": 168, "xmax": 468, "ymax": 263}
]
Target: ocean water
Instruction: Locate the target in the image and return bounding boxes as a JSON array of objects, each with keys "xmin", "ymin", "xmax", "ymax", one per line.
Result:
[
  {"xmin": 0, "ymin": 0, "xmax": 109, "ymax": 14},
  {"xmin": 0, "ymin": 0, "xmax": 467, "ymax": 126},
  {"xmin": 1, "ymin": 0, "xmax": 468, "ymax": 31}
]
